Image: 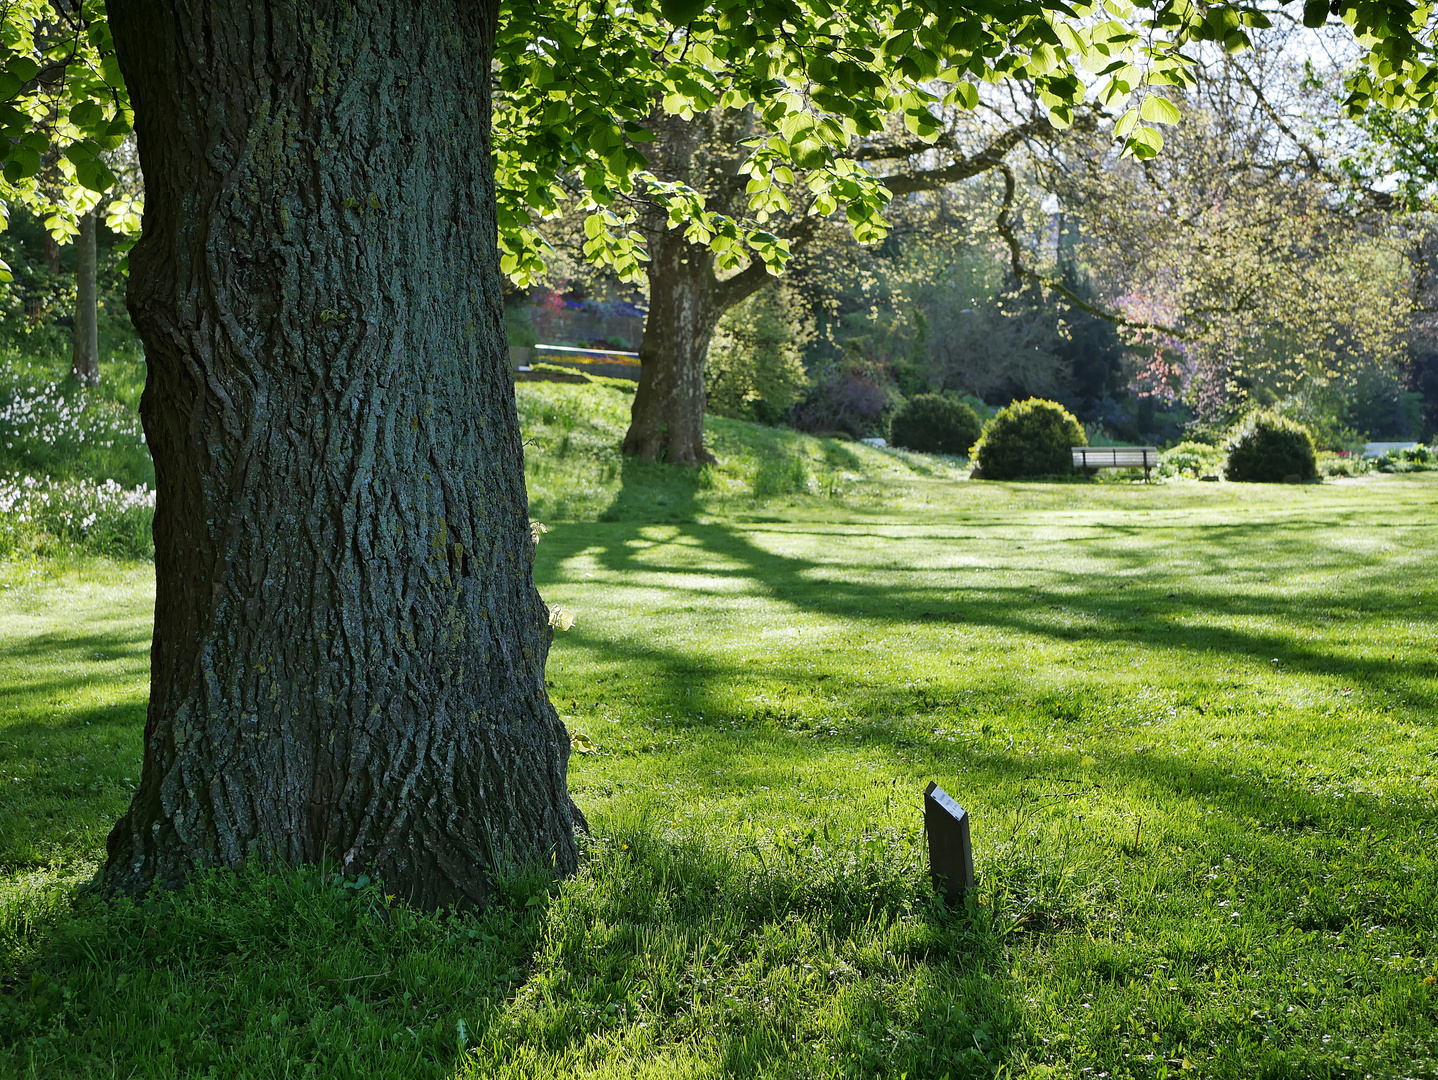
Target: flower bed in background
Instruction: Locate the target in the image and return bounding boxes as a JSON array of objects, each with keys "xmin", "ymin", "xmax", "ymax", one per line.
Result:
[{"xmin": 0, "ymin": 475, "xmax": 154, "ymax": 559}]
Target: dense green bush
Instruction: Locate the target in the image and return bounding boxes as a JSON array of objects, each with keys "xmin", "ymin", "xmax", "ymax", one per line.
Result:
[
  {"xmin": 888, "ymin": 394, "xmax": 982, "ymax": 455},
  {"xmin": 1158, "ymin": 440, "xmax": 1225, "ymax": 479},
  {"xmin": 706, "ymin": 284, "xmax": 811, "ymax": 423},
  {"xmin": 970, "ymin": 398, "xmax": 1085, "ymax": 480},
  {"xmin": 1223, "ymin": 411, "xmax": 1318, "ymax": 482}
]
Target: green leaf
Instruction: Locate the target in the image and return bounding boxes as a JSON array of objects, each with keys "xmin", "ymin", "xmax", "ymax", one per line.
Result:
[
  {"xmin": 1113, "ymin": 107, "xmax": 1139, "ymax": 138},
  {"xmin": 1302, "ymin": 0, "xmax": 1328, "ymax": 26},
  {"xmin": 64, "ymin": 140, "xmax": 97, "ymax": 165},
  {"xmin": 3, "ymin": 145, "xmax": 40, "ymax": 181},
  {"xmin": 792, "ymin": 136, "xmax": 828, "ymax": 169},
  {"xmin": 659, "ymin": 0, "xmax": 706, "ymax": 24},
  {"xmin": 946, "ymin": 19, "xmax": 984, "ymax": 49},
  {"xmin": 70, "ymin": 101, "xmax": 105, "ymax": 128},
  {"xmin": 1129, "ymin": 124, "xmax": 1163, "ymax": 158},
  {"xmin": 0, "ymin": 73, "xmax": 20, "ymax": 101},
  {"xmin": 75, "ymin": 157, "xmax": 117, "ymax": 192},
  {"xmin": 1139, "ymin": 94, "xmax": 1181, "ymax": 124},
  {"xmin": 1222, "ymin": 29, "xmax": 1251, "ymax": 53},
  {"xmin": 779, "ymin": 111, "xmax": 814, "ymax": 142},
  {"xmin": 954, "ymin": 80, "xmax": 978, "ymax": 109},
  {"xmin": 6, "ymin": 56, "xmax": 38, "ymax": 84}
]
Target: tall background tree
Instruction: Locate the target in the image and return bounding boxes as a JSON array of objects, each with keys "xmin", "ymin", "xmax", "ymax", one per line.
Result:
[
  {"xmin": 0, "ymin": 4, "xmax": 140, "ymax": 382},
  {"xmin": 1017, "ymin": 28, "xmax": 1421, "ymax": 440},
  {"xmin": 605, "ymin": 105, "xmax": 1053, "ymax": 462}
]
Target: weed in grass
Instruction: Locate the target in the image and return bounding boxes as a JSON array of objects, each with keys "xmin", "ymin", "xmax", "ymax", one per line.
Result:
[{"xmin": 752, "ymin": 452, "xmax": 812, "ymax": 499}]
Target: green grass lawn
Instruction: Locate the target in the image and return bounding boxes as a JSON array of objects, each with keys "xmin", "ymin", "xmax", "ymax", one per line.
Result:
[{"xmin": 2, "ymin": 382, "xmax": 1436, "ymax": 1078}]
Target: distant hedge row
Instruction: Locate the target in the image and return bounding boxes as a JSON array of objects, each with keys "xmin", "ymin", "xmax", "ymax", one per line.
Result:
[{"xmin": 888, "ymin": 395, "xmax": 1330, "ymax": 484}]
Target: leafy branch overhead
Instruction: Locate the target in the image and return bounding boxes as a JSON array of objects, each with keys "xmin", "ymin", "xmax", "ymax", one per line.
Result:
[
  {"xmin": 5, "ymin": 0, "xmax": 1438, "ymax": 283},
  {"xmin": 0, "ymin": 2, "xmax": 139, "ymax": 282},
  {"xmin": 491, "ymin": 0, "xmax": 1438, "ymax": 281}
]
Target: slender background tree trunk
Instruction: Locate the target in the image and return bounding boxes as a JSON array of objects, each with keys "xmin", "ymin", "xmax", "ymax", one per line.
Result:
[
  {"xmin": 623, "ymin": 234, "xmax": 723, "ymax": 464},
  {"xmin": 105, "ymin": 0, "xmax": 581, "ymax": 909},
  {"xmin": 71, "ymin": 211, "xmax": 99, "ymax": 384}
]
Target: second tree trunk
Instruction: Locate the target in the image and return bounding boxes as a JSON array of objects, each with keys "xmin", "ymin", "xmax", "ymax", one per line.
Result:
[
  {"xmin": 72, "ymin": 212, "xmax": 98, "ymax": 385},
  {"xmin": 623, "ymin": 234, "xmax": 723, "ymax": 465}
]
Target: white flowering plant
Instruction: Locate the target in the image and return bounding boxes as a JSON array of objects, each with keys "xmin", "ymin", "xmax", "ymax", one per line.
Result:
[
  {"xmin": 0, "ymin": 368, "xmax": 150, "ymax": 487},
  {"xmin": 0, "ymin": 473, "xmax": 154, "ymax": 558}
]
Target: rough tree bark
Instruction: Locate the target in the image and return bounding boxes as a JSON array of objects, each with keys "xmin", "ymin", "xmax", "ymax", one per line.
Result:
[
  {"xmin": 623, "ymin": 234, "xmax": 719, "ymax": 464},
  {"xmin": 105, "ymin": 0, "xmax": 582, "ymax": 909},
  {"xmin": 622, "ymin": 233, "xmax": 765, "ymax": 464},
  {"xmin": 623, "ymin": 238, "xmax": 784, "ymax": 463},
  {"xmin": 71, "ymin": 211, "xmax": 99, "ymax": 385}
]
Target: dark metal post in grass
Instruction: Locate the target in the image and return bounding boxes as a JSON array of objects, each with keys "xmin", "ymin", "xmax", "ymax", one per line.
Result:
[{"xmin": 925, "ymin": 782, "xmax": 974, "ymax": 905}]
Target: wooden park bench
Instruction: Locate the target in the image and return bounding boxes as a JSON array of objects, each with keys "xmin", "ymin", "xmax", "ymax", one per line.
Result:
[{"xmin": 1072, "ymin": 446, "xmax": 1159, "ymax": 482}]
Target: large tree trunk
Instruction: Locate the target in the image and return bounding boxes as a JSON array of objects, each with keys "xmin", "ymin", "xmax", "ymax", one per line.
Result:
[
  {"xmin": 105, "ymin": 0, "xmax": 581, "ymax": 910},
  {"xmin": 71, "ymin": 212, "xmax": 99, "ymax": 385},
  {"xmin": 623, "ymin": 234, "xmax": 724, "ymax": 464}
]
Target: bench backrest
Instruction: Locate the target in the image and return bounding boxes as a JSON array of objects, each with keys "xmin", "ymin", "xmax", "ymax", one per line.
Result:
[{"xmin": 1071, "ymin": 446, "xmax": 1158, "ymax": 468}]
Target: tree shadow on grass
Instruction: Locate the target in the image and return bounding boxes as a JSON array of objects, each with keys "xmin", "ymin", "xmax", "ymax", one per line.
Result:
[
  {"xmin": 3, "ymin": 461, "xmax": 1432, "ymax": 1076},
  {"xmin": 465, "ymin": 818, "xmax": 1024, "ymax": 1079},
  {"xmin": 554, "ymin": 459, "xmax": 1433, "ymax": 709},
  {"xmin": 538, "ymin": 458, "xmax": 1437, "ymax": 842},
  {"xmin": 0, "ymin": 614, "xmax": 150, "ymax": 871}
]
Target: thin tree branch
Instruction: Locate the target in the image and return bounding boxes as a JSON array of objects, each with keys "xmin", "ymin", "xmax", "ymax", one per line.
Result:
[
  {"xmin": 1231, "ymin": 61, "xmax": 1397, "ymax": 213},
  {"xmin": 710, "ymin": 215, "xmax": 822, "ymax": 309},
  {"xmin": 992, "ymin": 163, "xmax": 1193, "ymax": 340},
  {"xmin": 875, "ymin": 117, "xmax": 1055, "ymax": 196}
]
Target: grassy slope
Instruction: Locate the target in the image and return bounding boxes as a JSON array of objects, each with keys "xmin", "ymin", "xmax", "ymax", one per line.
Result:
[{"xmin": 1, "ymin": 381, "xmax": 1435, "ymax": 1079}]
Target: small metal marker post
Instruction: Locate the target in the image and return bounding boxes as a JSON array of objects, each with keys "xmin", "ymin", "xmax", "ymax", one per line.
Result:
[{"xmin": 925, "ymin": 782, "xmax": 975, "ymax": 905}]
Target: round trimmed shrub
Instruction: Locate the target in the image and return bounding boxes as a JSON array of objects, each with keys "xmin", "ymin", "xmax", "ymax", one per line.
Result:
[
  {"xmin": 1223, "ymin": 411, "xmax": 1318, "ymax": 483},
  {"xmin": 970, "ymin": 398, "xmax": 1086, "ymax": 480},
  {"xmin": 888, "ymin": 394, "xmax": 982, "ymax": 455}
]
